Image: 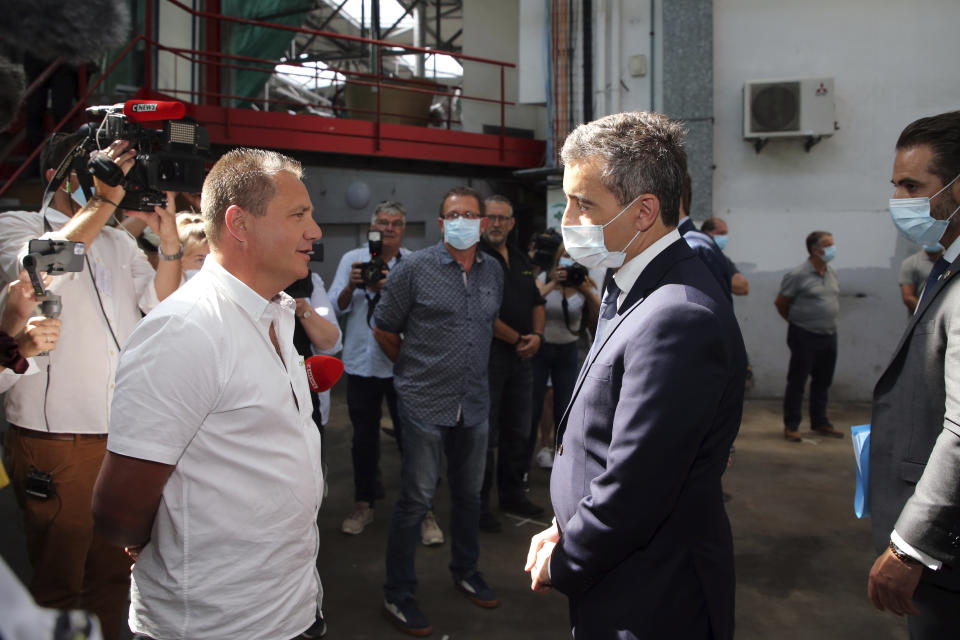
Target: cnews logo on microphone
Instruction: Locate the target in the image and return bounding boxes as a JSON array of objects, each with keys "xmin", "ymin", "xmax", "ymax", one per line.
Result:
[{"xmin": 132, "ymin": 103, "xmax": 158, "ymax": 113}]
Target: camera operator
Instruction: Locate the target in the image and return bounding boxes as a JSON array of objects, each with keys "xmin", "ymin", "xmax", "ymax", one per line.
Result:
[
  {"xmin": 0, "ymin": 132, "xmax": 180, "ymax": 640},
  {"xmin": 328, "ymin": 201, "xmax": 418, "ymax": 538}
]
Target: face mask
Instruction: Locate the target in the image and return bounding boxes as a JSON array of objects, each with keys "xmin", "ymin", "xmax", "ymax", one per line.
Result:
[
  {"xmin": 65, "ymin": 178, "xmax": 87, "ymax": 207},
  {"xmin": 889, "ymin": 174, "xmax": 960, "ymax": 246},
  {"xmin": 923, "ymin": 243, "xmax": 944, "ymax": 253},
  {"xmin": 560, "ymin": 195, "xmax": 643, "ymax": 269},
  {"xmin": 443, "ymin": 217, "xmax": 481, "ymax": 250},
  {"xmin": 558, "ymin": 257, "xmax": 575, "ymax": 267},
  {"xmin": 821, "ymin": 245, "xmax": 836, "ymax": 263},
  {"xmin": 184, "ymin": 269, "xmax": 201, "ymax": 280},
  {"xmin": 713, "ymin": 235, "xmax": 728, "ymax": 251}
]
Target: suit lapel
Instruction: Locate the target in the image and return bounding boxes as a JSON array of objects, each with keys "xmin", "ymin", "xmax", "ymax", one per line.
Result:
[
  {"xmin": 881, "ymin": 253, "xmax": 960, "ymax": 376},
  {"xmin": 555, "ymin": 239, "xmax": 694, "ymax": 438}
]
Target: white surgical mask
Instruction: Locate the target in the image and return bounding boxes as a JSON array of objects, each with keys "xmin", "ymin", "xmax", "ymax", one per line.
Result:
[
  {"xmin": 184, "ymin": 269, "xmax": 201, "ymax": 280},
  {"xmin": 560, "ymin": 195, "xmax": 643, "ymax": 270},
  {"xmin": 558, "ymin": 257, "xmax": 575, "ymax": 267},
  {"xmin": 443, "ymin": 216, "xmax": 481, "ymax": 250},
  {"xmin": 889, "ymin": 174, "xmax": 960, "ymax": 246}
]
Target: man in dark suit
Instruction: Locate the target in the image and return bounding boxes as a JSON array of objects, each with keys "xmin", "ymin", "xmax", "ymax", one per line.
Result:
[
  {"xmin": 524, "ymin": 111, "xmax": 746, "ymax": 640},
  {"xmin": 868, "ymin": 110, "xmax": 960, "ymax": 638}
]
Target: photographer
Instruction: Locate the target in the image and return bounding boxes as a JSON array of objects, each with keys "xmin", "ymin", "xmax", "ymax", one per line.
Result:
[
  {"xmin": 529, "ymin": 243, "xmax": 600, "ymax": 469},
  {"xmin": 0, "ymin": 131, "xmax": 180, "ymax": 640},
  {"xmin": 328, "ymin": 201, "xmax": 420, "ymax": 538}
]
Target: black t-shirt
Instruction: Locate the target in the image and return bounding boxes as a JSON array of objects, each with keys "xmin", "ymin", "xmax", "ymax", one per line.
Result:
[{"xmin": 480, "ymin": 240, "xmax": 545, "ymax": 337}]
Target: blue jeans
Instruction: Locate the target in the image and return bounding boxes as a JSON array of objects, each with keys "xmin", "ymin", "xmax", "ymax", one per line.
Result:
[{"xmin": 384, "ymin": 399, "xmax": 488, "ymax": 602}]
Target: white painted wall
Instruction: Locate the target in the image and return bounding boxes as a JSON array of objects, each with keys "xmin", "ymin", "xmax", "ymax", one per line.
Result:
[
  {"xmin": 461, "ymin": 0, "xmax": 547, "ymax": 138},
  {"xmin": 714, "ymin": 0, "xmax": 960, "ymax": 401},
  {"xmin": 156, "ymin": 0, "xmax": 197, "ymax": 101}
]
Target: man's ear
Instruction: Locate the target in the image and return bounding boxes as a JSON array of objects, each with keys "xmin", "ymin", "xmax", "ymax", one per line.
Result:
[
  {"xmin": 224, "ymin": 205, "xmax": 248, "ymax": 242},
  {"xmin": 45, "ymin": 168, "xmax": 57, "ymax": 186},
  {"xmin": 634, "ymin": 194, "xmax": 661, "ymax": 231}
]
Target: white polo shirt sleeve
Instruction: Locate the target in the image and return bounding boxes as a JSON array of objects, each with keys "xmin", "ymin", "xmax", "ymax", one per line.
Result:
[{"xmin": 108, "ymin": 304, "xmax": 222, "ymax": 464}]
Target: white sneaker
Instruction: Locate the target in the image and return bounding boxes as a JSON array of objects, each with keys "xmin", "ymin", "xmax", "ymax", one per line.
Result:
[
  {"xmin": 535, "ymin": 446, "xmax": 554, "ymax": 469},
  {"xmin": 341, "ymin": 502, "xmax": 374, "ymax": 535},
  {"xmin": 421, "ymin": 511, "xmax": 444, "ymax": 546}
]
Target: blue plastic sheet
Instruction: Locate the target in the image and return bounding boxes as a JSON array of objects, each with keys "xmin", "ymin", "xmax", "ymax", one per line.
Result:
[{"xmin": 851, "ymin": 424, "xmax": 871, "ymax": 518}]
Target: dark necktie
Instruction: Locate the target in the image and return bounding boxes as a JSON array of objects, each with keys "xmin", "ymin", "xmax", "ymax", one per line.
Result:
[
  {"xmin": 920, "ymin": 257, "xmax": 950, "ymax": 304},
  {"xmin": 592, "ymin": 279, "xmax": 622, "ymax": 348}
]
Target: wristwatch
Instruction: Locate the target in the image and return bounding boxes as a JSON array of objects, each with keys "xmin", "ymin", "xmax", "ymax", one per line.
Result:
[
  {"xmin": 159, "ymin": 243, "xmax": 184, "ymax": 261},
  {"xmin": 888, "ymin": 540, "xmax": 921, "ymax": 566}
]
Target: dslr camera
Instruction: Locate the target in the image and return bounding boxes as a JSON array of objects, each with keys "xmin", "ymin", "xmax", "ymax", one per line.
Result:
[
  {"xmin": 63, "ymin": 100, "xmax": 210, "ymax": 212},
  {"xmin": 559, "ymin": 262, "xmax": 589, "ymax": 287},
  {"xmin": 358, "ymin": 230, "xmax": 387, "ymax": 289}
]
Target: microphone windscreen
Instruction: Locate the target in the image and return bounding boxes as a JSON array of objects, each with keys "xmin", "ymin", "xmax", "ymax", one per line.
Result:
[
  {"xmin": 2, "ymin": 0, "xmax": 131, "ymax": 63},
  {"xmin": 305, "ymin": 355, "xmax": 344, "ymax": 393},
  {"xmin": 123, "ymin": 100, "xmax": 186, "ymax": 122}
]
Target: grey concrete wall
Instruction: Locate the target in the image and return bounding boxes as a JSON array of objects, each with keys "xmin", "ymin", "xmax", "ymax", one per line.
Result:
[{"xmin": 662, "ymin": 0, "xmax": 713, "ymax": 221}]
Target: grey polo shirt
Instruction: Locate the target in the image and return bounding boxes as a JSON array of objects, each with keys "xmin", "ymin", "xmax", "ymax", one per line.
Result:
[
  {"xmin": 899, "ymin": 249, "xmax": 937, "ymax": 296},
  {"xmin": 374, "ymin": 241, "xmax": 503, "ymax": 426},
  {"xmin": 779, "ymin": 259, "xmax": 840, "ymax": 335}
]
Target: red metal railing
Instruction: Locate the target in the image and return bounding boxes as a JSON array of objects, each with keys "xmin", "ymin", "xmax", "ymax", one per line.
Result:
[{"xmin": 1, "ymin": 0, "xmax": 522, "ymax": 199}]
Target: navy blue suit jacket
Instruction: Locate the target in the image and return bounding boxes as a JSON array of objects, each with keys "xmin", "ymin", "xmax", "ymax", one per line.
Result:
[{"xmin": 550, "ymin": 237, "xmax": 747, "ymax": 640}]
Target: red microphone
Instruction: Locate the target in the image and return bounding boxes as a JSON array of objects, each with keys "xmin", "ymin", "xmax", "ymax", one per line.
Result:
[
  {"xmin": 122, "ymin": 100, "xmax": 186, "ymax": 122},
  {"xmin": 305, "ymin": 355, "xmax": 344, "ymax": 393}
]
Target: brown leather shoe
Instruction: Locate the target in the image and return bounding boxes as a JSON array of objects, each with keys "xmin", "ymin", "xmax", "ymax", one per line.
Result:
[
  {"xmin": 811, "ymin": 424, "xmax": 844, "ymax": 438},
  {"xmin": 784, "ymin": 429, "xmax": 802, "ymax": 442}
]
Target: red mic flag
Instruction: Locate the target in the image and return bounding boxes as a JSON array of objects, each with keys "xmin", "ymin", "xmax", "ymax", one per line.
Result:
[
  {"xmin": 122, "ymin": 100, "xmax": 186, "ymax": 122},
  {"xmin": 305, "ymin": 355, "xmax": 344, "ymax": 393}
]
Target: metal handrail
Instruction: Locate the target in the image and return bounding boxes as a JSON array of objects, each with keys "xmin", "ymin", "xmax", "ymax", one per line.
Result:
[{"xmin": 0, "ymin": 36, "xmax": 145, "ymax": 201}]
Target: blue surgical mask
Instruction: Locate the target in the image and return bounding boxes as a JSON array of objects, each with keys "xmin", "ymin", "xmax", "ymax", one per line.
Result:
[
  {"xmin": 713, "ymin": 235, "xmax": 728, "ymax": 251},
  {"xmin": 65, "ymin": 178, "xmax": 87, "ymax": 207},
  {"xmin": 560, "ymin": 194, "xmax": 643, "ymax": 269},
  {"xmin": 184, "ymin": 269, "xmax": 201, "ymax": 280},
  {"xmin": 443, "ymin": 216, "xmax": 481, "ymax": 250},
  {"xmin": 558, "ymin": 257, "xmax": 575, "ymax": 267},
  {"xmin": 821, "ymin": 245, "xmax": 836, "ymax": 263},
  {"xmin": 889, "ymin": 174, "xmax": 960, "ymax": 246},
  {"xmin": 923, "ymin": 243, "xmax": 944, "ymax": 253}
]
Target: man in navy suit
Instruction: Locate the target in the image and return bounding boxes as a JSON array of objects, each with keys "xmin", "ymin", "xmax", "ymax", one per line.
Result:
[{"xmin": 525, "ymin": 112, "xmax": 746, "ymax": 640}]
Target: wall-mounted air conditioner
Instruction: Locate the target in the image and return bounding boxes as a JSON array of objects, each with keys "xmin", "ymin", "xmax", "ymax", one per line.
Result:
[{"xmin": 743, "ymin": 76, "xmax": 836, "ymax": 152}]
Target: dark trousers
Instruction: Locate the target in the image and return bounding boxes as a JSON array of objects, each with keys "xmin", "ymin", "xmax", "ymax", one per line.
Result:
[
  {"xmin": 908, "ymin": 580, "xmax": 960, "ymax": 639},
  {"xmin": 346, "ymin": 374, "xmax": 401, "ymax": 506},
  {"xmin": 528, "ymin": 340, "xmax": 580, "ymax": 457},
  {"xmin": 482, "ymin": 342, "xmax": 534, "ymax": 509},
  {"xmin": 783, "ymin": 323, "xmax": 837, "ymax": 430}
]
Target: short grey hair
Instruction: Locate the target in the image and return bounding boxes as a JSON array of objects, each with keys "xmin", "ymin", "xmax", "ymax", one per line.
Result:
[
  {"xmin": 370, "ymin": 200, "xmax": 406, "ymax": 225},
  {"xmin": 484, "ymin": 194, "xmax": 513, "ymax": 216},
  {"xmin": 201, "ymin": 148, "xmax": 303, "ymax": 244},
  {"xmin": 560, "ymin": 111, "xmax": 688, "ymax": 227}
]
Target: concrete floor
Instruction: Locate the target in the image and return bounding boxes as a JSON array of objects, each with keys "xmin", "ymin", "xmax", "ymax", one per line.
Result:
[{"xmin": 1, "ymin": 394, "xmax": 908, "ymax": 639}]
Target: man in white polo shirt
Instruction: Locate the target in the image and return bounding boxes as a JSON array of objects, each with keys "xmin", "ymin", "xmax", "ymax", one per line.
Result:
[{"xmin": 92, "ymin": 148, "xmax": 325, "ymax": 639}]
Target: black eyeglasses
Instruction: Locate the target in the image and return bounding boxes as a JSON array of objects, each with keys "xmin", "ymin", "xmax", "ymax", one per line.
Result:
[{"xmin": 443, "ymin": 211, "xmax": 484, "ymax": 220}]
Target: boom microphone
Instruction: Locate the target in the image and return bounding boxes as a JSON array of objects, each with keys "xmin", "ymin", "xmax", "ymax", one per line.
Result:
[
  {"xmin": 122, "ymin": 100, "xmax": 187, "ymax": 122},
  {"xmin": 305, "ymin": 355, "xmax": 345, "ymax": 393},
  {"xmin": 1, "ymin": 0, "xmax": 131, "ymax": 64}
]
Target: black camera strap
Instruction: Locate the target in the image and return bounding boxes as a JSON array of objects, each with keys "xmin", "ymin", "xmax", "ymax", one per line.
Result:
[
  {"xmin": 364, "ymin": 251, "xmax": 401, "ymax": 328},
  {"xmin": 560, "ymin": 293, "xmax": 581, "ymax": 336}
]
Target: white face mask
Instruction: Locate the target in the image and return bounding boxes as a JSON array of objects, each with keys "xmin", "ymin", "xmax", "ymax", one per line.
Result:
[
  {"xmin": 184, "ymin": 269, "xmax": 201, "ymax": 280},
  {"xmin": 560, "ymin": 194, "xmax": 643, "ymax": 269},
  {"xmin": 889, "ymin": 174, "xmax": 960, "ymax": 246},
  {"xmin": 443, "ymin": 217, "xmax": 481, "ymax": 250}
]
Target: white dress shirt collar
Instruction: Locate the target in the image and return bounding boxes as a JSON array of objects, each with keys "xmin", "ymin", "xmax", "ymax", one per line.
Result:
[
  {"xmin": 611, "ymin": 228, "xmax": 682, "ymax": 309},
  {"xmin": 203, "ymin": 256, "xmax": 295, "ymax": 322}
]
